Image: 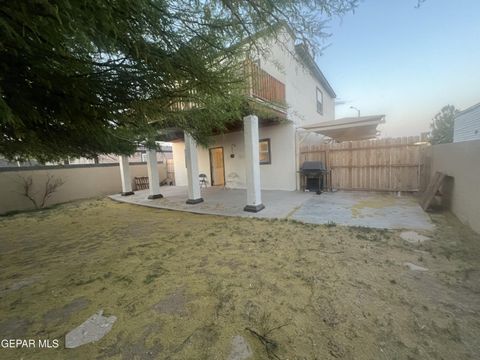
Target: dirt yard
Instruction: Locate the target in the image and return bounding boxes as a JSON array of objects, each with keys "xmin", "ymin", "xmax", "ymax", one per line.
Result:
[{"xmin": 0, "ymin": 198, "xmax": 479, "ymax": 359}]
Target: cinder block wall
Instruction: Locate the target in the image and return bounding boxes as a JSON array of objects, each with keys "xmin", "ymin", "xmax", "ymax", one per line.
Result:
[
  {"xmin": 0, "ymin": 162, "xmax": 167, "ymax": 214},
  {"xmin": 424, "ymin": 140, "xmax": 480, "ymax": 234}
]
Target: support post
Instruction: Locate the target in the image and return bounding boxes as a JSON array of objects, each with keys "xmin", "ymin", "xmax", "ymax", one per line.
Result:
[
  {"xmin": 243, "ymin": 115, "xmax": 265, "ymax": 212},
  {"xmin": 185, "ymin": 132, "xmax": 203, "ymax": 204},
  {"xmin": 119, "ymin": 155, "xmax": 134, "ymax": 196},
  {"xmin": 146, "ymin": 148, "xmax": 163, "ymax": 199}
]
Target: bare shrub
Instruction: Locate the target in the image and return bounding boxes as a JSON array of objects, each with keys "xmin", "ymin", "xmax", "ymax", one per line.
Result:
[{"xmin": 19, "ymin": 174, "xmax": 65, "ymax": 209}]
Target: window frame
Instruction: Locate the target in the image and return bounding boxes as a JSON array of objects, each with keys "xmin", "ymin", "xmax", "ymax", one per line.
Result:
[
  {"xmin": 259, "ymin": 138, "xmax": 271, "ymax": 165},
  {"xmin": 316, "ymin": 87, "xmax": 324, "ymax": 115}
]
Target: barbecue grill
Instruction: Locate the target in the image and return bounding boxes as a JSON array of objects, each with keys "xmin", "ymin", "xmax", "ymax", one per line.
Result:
[{"xmin": 298, "ymin": 161, "xmax": 330, "ymax": 194}]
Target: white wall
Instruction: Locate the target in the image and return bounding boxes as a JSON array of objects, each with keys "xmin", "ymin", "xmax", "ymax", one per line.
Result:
[
  {"xmin": 172, "ymin": 141, "xmax": 188, "ymax": 188},
  {"xmin": 172, "ymin": 28, "xmax": 336, "ymax": 192},
  {"xmin": 173, "ymin": 123, "xmax": 296, "ymax": 191},
  {"xmin": 253, "ymin": 28, "xmax": 336, "ymax": 127},
  {"xmin": 454, "ymin": 104, "xmax": 480, "ymax": 143}
]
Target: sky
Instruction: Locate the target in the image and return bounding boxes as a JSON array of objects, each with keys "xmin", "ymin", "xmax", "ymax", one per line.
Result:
[{"xmin": 316, "ymin": 0, "xmax": 480, "ymax": 137}]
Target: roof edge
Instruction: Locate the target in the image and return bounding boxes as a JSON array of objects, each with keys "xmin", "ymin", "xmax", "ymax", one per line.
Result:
[
  {"xmin": 302, "ymin": 115, "xmax": 385, "ymax": 129},
  {"xmin": 456, "ymin": 102, "xmax": 480, "ymax": 117},
  {"xmin": 295, "ymin": 44, "xmax": 336, "ymax": 98}
]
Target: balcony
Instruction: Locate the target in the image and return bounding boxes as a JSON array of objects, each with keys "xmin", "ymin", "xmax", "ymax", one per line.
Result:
[
  {"xmin": 245, "ymin": 60, "xmax": 286, "ymax": 109},
  {"xmin": 169, "ymin": 60, "xmax": 287, "ymax": 115}
]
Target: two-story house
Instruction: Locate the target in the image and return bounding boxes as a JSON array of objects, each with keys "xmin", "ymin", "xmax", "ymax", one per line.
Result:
[
  {"xmin": 115, "ymin": 25, "xmax": 340, "ymax": 211},
  {"xmin": 171, "ymin": 26, "xmax": 336, "ymax": 203}
]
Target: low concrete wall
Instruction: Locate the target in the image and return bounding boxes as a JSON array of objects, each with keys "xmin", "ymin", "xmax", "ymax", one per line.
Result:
[
  {"xmin": 0, "ymin": 162, "xmax": 167, "ymax": 214},
  {"xmin": 425, "ymin": 140, "xmax": 480, "ymax": 234}
]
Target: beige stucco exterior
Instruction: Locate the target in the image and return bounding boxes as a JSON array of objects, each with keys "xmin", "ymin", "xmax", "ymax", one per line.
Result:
[
  {"xmin": 254, "ymin": 28, "xmax": 335, "ymax": 126},
  {"xmin": 173, "ymin": 123, "xmax": 296, "ymax": 191},
  {"xmin": 0, "ymin": 162, "xmax": 167, "ymax": 214},
  {"xmin": 424, "ymin": 140, "xmax": 480, "ymax": 234},
  {"xmin": 172, "ymin": 28, "xmax": 335, "ymax": 192}
]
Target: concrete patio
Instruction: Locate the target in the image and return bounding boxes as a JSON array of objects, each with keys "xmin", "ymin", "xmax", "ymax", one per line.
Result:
[
  {"xmin": 110, "ymin": 186, "xmax": 311, "ymax": 219},
  {"xmin": 291, "ymin": 191, "xmax": 434, "ymax": 230},
  {"xmin": 110, "ymin": 186, "xmax": 434, "ymax": 230}
]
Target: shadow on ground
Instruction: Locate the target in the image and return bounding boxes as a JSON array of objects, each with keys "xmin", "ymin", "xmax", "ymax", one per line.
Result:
[{"xmin": 0, "ymin": 198, "xmax": 479, "ymax": 359}]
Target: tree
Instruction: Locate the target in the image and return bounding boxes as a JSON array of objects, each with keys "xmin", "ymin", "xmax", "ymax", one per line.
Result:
[
  {"xmin": 0, "ymin": 0, "xmax": 357, "ymax": 162},
  {"xmin": 429, "ymin": 105, "xmax": 459, "ymax": 144}
]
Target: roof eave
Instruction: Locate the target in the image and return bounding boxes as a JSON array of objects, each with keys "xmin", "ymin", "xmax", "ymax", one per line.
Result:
[
  {"xmin": 456, "ymin": 102, "xmax": 480, "ymax": 117},
  {"xmin": 302, "ymin": 115, "xmax": 385, "ymax": 130},
  {"xmin": 295, "ymin": 44, "xmax": 336, "ymax": 98}
]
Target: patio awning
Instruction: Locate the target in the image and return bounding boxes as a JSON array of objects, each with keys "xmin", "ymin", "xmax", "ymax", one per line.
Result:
[{"xmin": 302, "ymin": 115, "xmax": 385, "ymax": 142}]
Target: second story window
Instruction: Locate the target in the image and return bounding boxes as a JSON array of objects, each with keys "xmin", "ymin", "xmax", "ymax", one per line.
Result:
[{"xmin": 316, "ymin": 87, "xmax": 324, "ymax": 115}]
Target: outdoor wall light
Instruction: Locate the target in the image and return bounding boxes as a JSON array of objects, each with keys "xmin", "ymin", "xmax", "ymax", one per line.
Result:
[{"xmin": 230, "ymin": 144, "xmax": 236, "ymax": 158}]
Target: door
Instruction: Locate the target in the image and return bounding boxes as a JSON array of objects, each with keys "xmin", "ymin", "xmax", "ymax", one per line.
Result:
[{"xmin": 209, "ymin": 147, "xmax": 225, "ymax": 186}]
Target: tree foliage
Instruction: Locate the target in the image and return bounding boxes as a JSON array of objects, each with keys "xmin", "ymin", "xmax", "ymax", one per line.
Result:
[
  {"xmin": 429, "ymin": 105, "xmax": 459, "ymax": 144},
  {"xmin": 0, "ymin": 0, "xmax": 357, "ymax": 161}
]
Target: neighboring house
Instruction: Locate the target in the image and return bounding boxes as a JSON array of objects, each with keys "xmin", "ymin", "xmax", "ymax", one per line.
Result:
[
  {"xmin": 453, "ymin": 102, "xmax": 480, "ymax": 143},
  {"xmin": 63, "ymin": 143, "xmax": 173, "ymax": 165},
  {"xmin": 172, "ymin": 25, "xmax": 336, "ymax": 193},
  {"xmin": 0, "ymin": 158, "xmax": 40, "ymax": 167}
]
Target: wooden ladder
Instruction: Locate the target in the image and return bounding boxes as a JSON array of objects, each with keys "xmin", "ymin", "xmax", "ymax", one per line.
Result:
[{"xmin": 420, "ymin": 172, "xmax": 449, "ymax": 210}]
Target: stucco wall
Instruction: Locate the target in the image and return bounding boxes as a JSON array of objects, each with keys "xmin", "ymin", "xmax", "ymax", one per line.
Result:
[
  {"xmin": 173, "ymin": 29, "xmax": 335, "ymax": 192},
  {"xmin": 425, "ymin": 140, "xmax": 480, "ymax": 234},
  {"xmin": 254, "ymin": 29, "xmax": 335, "ymax": 126},
  {"xmin": 0, "ymin": 162, "xmax": 167, "ymax": 214},
  {"xmin": 173, "ymin": 123, "xmax": 296, "ymax": 191}
]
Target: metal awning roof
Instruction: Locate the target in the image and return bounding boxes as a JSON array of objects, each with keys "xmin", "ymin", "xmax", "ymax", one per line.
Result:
[{"xmin": 302, "ymin": 115, "xmax": 385, "ymax": 142}]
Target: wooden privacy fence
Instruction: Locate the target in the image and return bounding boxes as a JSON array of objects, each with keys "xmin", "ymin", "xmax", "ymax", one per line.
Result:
[{"xmin": 300, "ymin": 137, "xmax": 428, "ymax": 192}]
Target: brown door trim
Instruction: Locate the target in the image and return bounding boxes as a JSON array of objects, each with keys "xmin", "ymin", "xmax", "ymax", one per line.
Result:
[{"xmin": 209, "ymin": 147, "xmax": 225, "ymax": 186}]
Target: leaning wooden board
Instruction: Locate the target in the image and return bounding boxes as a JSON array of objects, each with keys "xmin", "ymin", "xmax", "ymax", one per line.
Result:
[{"xmin": 420, "ymin": 172, "xmax": 446, "ymax": 210}]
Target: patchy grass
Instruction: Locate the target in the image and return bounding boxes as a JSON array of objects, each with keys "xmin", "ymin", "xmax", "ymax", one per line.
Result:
[{"xmin": 0, "ymin": 199, "xmax": 479, "ymax": 359}]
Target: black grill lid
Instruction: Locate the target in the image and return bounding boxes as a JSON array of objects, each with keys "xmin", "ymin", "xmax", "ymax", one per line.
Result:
[{"xmin": 299, "ymin": 161, "xmax": 326, "ymax": 172}]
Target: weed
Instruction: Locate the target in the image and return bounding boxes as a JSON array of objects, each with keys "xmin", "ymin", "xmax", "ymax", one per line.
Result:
[
  {"xmin": 143, "ymin": 273, "xmax": 160, "ymax": 284},
  {"xmin": 72, "ymin": 276, "xmax": 100, "ymax": 286},
  {"xmin": 114, "ymin": 275, "xmax": 133, "ymax": 285},
  {"xmin": 356, "ymin": 233, "xmax": 368, "ymax": 241},
  {"xmin": 350, "ymin": 225, "xmax": 375, "ymax": 233},
  {"xmin": 246, "ymin": 310, "xmax": 289, "ymax": 360}
]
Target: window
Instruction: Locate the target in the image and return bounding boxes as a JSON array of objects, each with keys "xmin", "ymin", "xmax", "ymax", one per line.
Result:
[
  {"xmin": 259, "ymin": 139, "xmax": 271, "ymax": 164},
  {"xmin": 316, "ymin": 87, "xmax": 323, "ymax": 115}
]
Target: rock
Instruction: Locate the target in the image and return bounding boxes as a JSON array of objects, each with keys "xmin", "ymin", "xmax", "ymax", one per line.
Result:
[
  {"xmin": 228, "ymin": 335, "xmax": 252, "ymax": 360},
  {"xmin": 404, "ymin": 262, "xmax": 428, "ymax": 272},
  {"xmin": 65, "ymin": 310, "xmax": 116, "ymax": 348},
  {"xmin": 400, "ymin": 231, "xmax": 430, "ymax": 244}
]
